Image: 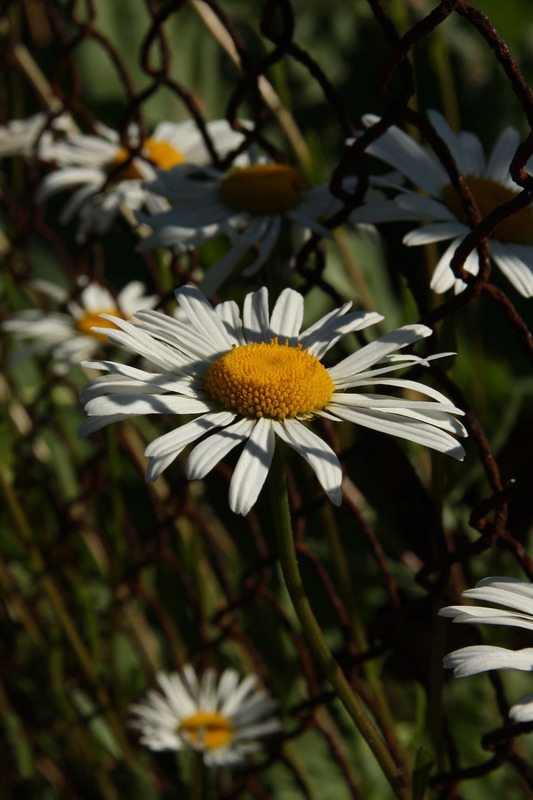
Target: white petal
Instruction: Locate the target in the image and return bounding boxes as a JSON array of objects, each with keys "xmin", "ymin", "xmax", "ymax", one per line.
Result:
[
  {"xmin": 439, "ymin": 606, "xmax": 533, "ymax": 631},
  {"xmin": 490, "ymin": 242, "xmax": 533, "ymax": 297},
  {"xmin": 268, "ymin": 288, "xmax": 304, "ymax": 343},
  {"xmin": 300, "ymin": 309, "xmax": 382, "ymax": 360},
  {"xmin": 78, "ymin": 412, "xmax": 131, "ymax": 436},
  {"xmin": 475, "ymin": 576, "xmax": 533, "ymax": 603},
  {"xmin": 328, "ymin": 324, "xmax": 432, "ymax": 382},
  {"xmin": 219, "ymin": 674, "xmax": 258, "ymax": 716},
  {"xmin": 84, "ymin": 394, "xmax": 213, "ymax": 419},
  {"xmin": 214, "ymin": 300, "xmax": 245, "ymax": 344},
  {"xmin": 487, "ymin": 127, "xmax": 520, "ymax": 185},
  {"xmin": 362, "ymin": 114, "xmax": 449, "ymax": 195},
  {"xmin": 463, "ymin": 583, "xmax": 533, "ymax": 614},
  {"xmin": 510, "ymin": 694, "xmax": 533, "ymax": 722},
  {"xmin": 229, "ymin": 418, "xmax": 275, "ymax": 515},
  {"xmin": 175, "ymin": 285, "xmax": 235, "ymax": 350},
  {"xmin": 426, "ymin": 110, "xmax": 469, "ymax": 173},
  {"xmin": 145, "ymin": 410, "xmax": 234, "ymax": 458},
  {"xmin": 396, "ymin": 193, "xmax": 457, "ymax": 222},
  {"xmin": 327, "ymin": 403, "xmax": 465, "ymax": 459},
  {"xmin": 430, "ymin": 237, "xmax": 466, "ymax": 294},
  {"xmin": 457, "ymin": 131, "xmax": 485, "ymax": 176},
  {"xmin": 243, "ymin": 287, "xmax": 270, "ymax": 343},
  {"xmin": 404, "ymin": 222, "xmax": 465, "ymax": 246},
  {"xmin": 35, "ymin": 168, "xmax": 104, "ymax": 201},
  {"xmin": 273, "ymin": 419, "xmax": 342, "ymax": 505},
  {"xmin": 443, "ymin": 646, "xmax": 533, "ymax": 676},
  {"xmin": 215, "ymin": 669, "xmax": 242, "ymax": 708},
  {"xmin": 186, "ymin": 417, "xmax": 255, "ymax": 479}
]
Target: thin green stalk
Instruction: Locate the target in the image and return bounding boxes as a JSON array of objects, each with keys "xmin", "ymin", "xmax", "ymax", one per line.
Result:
[
  {"xmin": 189, "ymin": 752, "xmax": 206, "ymax": 800},
  {"xmin": 333, "ymin": 229, "xmax": 379, "ymax": 317},
  {"xmin": 321, "ymin": 504, "xmax": 407, "ymax": 755},
  {"xmin": 267, "ymin": 445, "xmax": 411, "ymax": 800},
  {"xmin": 0, "ymin": 468, "xmax": 136, "ymax": 766},
  {"xmin": 0, "ymin": 551, "xmax": 45, "ymax": 648}
]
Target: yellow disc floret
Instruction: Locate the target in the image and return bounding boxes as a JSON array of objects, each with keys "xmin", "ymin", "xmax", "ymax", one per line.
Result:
[
  {"xmin": 204, "ymin": 339, "xmax": 334, "ymax": 420},
  {"xmin": 75, "ymin": 310, "xmax": 126, "ymax": 340},
  {"xmin": 441, "ymin": 175, "xmax": 533, "ymax": 244},
  {"xmin": 109, "ymin": 139, "xmax": 184, "ymax": 180},
  {"xmin": 178, "ymin": 711, "xmax": 234, "ymax": 751},
  {"xmin": 218, "ymin": 164, "xmax": 311, "ymax": 215}
]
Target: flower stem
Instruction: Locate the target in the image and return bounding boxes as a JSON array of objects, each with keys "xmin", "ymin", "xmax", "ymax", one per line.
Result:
[
  {"xmin": 267, "ymin": 445, "xmax": 411, "ymax": 800},
  {"xmin": 189, "ymin": 752, "xmax": 205, "ymax": 800}
]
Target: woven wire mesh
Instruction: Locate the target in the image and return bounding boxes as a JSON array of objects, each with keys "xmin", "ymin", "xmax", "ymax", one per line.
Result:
[{"xmin": 1, "ymin": 0, "xmax": 533, "ymax": 798}]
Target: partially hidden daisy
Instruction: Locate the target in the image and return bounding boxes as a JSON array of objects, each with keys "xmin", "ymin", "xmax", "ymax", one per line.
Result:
[
  {"xmin": 350, "ymin": 110, "xmax": 533, "ymax": 296},
  {"xmin": 135, "ymin": 162, "xmax": 360, "ymax": 295},
  {"xmin": 79, "ymin": 285, "xmax": 466, "ymax": 515},
  {"xmin": 440, "ymin": 577, "xmax": 533, "ymax": 722},
  {"xmin": 130, "ymin": 664, "xmax": 281, "ymax": 767},
  {"xmin": 2, "ymin": 279, "xmax": 157, "ymax": 374},
  {"xmin": 35, "ymin": 119, "xmax": 247, "ymax": 242},
  {"xmin": 0, "ymin": 111, "xmax": 74, "ymax": 160}
]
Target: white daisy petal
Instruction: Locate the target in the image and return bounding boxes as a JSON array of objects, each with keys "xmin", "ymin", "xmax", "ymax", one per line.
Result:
[
  {"xmin": 510, "ymin": 694, "xmax": 533, "ymax": 723},
  {"xmin": 441, "ymin": 576, "xmax": 533, "ymax": 718},
  {"xmin": 186, "ymin": 417, "xmax": 255, "ymax": 480},
  {"xmin": 328, "ymin": 403, "xmax": 465, "ymax": 459},
  {"xmin": 243, "ymin": 287, "xmax": 270, "ymax": 342},
  {"xmin": 439, "ymin": 606, "xmax": 533, "ymax": 631},
  {"xmin": 84, "ymin": 393, "xmax": 213, "ymax": 419},
  {"xmin": 404, "ymin": 222, "xmax": 467, "ymax": 246},
  {"xmin": 268, "ymin": 287, "xmax": 304, "ymax": 342},
  {"xmin": 328, "ymin": 324, "xmax": 432, "ymax": 382},
  {"xmin": 457, "ymin": 131, "xmax": 486, "ymax": 177},
  {"xmin": 396, "ymin": 193, "xmax": 457, "ymax": 222},
  {"xmin": 229, "ymin": 418, "xmax": 276, "ymax": 515},
  {"xmin": 443, "ymin": 646, "xmax": 533, "ymax": 676},
  {"xmin": 490, "ymin": 242, "xmax": 533, "ymax": 298},
  {"xmin": 273, "ymin": 418, "xmax": 342, "ymax": 505},
  {"xmin": 430, "ymin": 237, "xmax": 466, "ymax": 294},
  {"xmin": 214, "ymin": 300, "xmax": 245, "ymax": 344},
  {"xmin": 487, "ymin": 127, "xmax": 520, "ymax": 185},
  {"xmin": 145, "ymin": 410, "xmax": 234, "ymax": 460}
]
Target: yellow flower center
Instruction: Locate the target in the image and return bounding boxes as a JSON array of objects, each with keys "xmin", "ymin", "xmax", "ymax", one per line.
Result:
[
  {"xmin": 441, "ymin": 174, "xmax": 533, "ymax": 244},
  {"xmin": 204, "ymin": 339, "xmax": 334, "ymax": 421},
  {"xmin": 178, "ymin": 711, "xmax": 234, "ymax": 751},
  {"xmin": 109, "ymin": 138, "xmax": 184, "ymax": 180},
  {"xmin": 75, "ymin": 309, "xmax": 126, "ymax": 340},
  {"xmin": 218, "ymin": 164, "xmax": 311, "ymax": 215}
]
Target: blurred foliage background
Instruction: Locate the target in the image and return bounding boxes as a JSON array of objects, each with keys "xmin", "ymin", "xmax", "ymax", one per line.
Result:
[{"xmin": 1, "ymin": 0, "xmax": 533, "ymax": 798}]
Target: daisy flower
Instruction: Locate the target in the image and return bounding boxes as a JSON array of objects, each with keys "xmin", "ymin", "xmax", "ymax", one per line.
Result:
[
  {"xmin": 2, "ymin": 279, "xmax": 157, "ymax": 374},
  {"xmin": 79, "ymin": 285, "xmax": 466, "ymax": 515},
  {"xmin": 135, "ymin": 162, "xmax": 360, "ymax": 295},
  {"xmin": 0, "ymin": 111, "xmax": 74, "ymax": 159},
  {"xmin": 130, "ymin": 664, "xmax": 281, "ymax": 767},
  {"xmin": 440, "ymin": 577, "xmax": 533, "ymax": 722},
  {"xmin": 350, "ymin": 110, "xmax": 533, "ymax": 296},
  {"xmin": 35, "ymin": 119, "xmax": 247, "ymax": 242}
]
